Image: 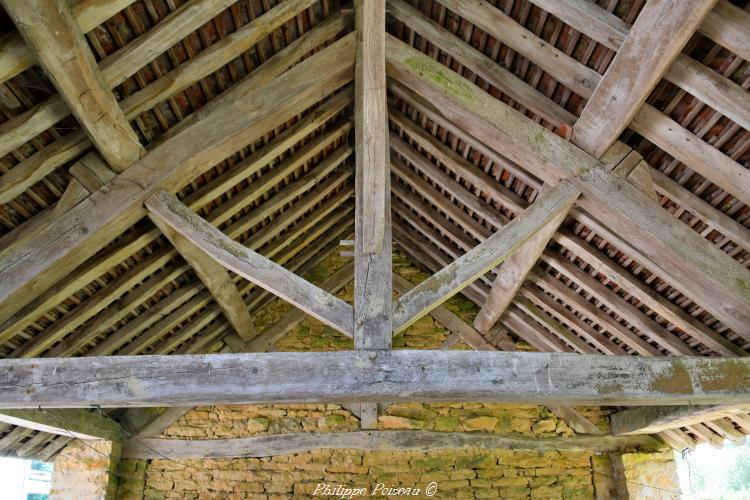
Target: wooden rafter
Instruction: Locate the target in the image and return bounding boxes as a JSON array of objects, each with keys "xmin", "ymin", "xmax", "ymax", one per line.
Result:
[
  {"xmin": 0, "ymin": 409, "xmax": 120, "ymax": 441},
  {"xmin": 473, "ymin": 189, "xmax": 572, "ymax": 334},
  {"xmin": 1, "ymin": 0, "xmax": 146, "ymax": 171},
  {"xmin": 610, "ymin": 405, "xmax": 750, "ymax": 436},
  {"xmin": 144, "ymin": 190, "xmax": 354, "ymax": 337},
  {"xmin": 571, "ymin": 0, "xmax": 718, "ymax": 158},
  {"xmin": 148, "ymin": 213, "xmax": 256, "ymax": 342}
]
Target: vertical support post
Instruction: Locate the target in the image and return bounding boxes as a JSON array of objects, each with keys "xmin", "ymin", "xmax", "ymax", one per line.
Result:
[{"xmin": 354, "ymin": 0, "xmax": 390, "ymax": 429}]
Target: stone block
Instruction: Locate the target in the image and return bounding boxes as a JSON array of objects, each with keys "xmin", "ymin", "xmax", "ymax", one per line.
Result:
[
  {"xmin": 379, "ymin": 415, "xmax": 425, "ymax": 430},
  {"xmin": 462, "ymin": 416, "xmax": 498, "ymax": 431}
]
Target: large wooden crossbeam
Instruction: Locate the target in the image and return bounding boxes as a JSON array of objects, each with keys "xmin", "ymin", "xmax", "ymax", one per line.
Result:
[
  {"xmin": 385, "ymin": 34, "xmax": 750, "ymax": 335},
  {"xmin": 393, "ymin": 182, "xmax": 579, "ymax": 333},
  {"xmin": 144, "ymin": 190, "xmax": 354, "ymax": 337},
  {"xmin": 0, "ymin": 33, "xmax": 356, "ymax": 327},
  {"xmin": 0, "ymin": 351, "xmax": 748, "ymax": 408}
]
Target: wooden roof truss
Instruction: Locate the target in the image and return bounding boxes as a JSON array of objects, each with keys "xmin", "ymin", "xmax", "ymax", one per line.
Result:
[{"xmin": 0, "ymin": 0, "xmax": 748, "ymax": 459}]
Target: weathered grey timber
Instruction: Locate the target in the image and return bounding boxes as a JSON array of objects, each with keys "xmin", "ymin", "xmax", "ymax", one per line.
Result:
[
  {"xmin": 0, "ymin": 351, "xmax": 749, "ymax": 408},
  {"xmin": 385, "ymin": 34, "xmax": 750, "ymax": 335},
  {"xmin": 121, "ymin": 430, "xmax": 664, "ymax": 459},
  {"xmin": 144, "ymin": 190, "xmax": 354, "ymax": 337},
  {"xmin": 0, "ymin": 409, "xmax": 121, "ymax": 441},
  {"xmin": 610, "ymin": 405, "xmax": 750, "ymax": 435},
  {"xmin": 392, "ymin": 182, "xmax": 579, "ymax": 333}
]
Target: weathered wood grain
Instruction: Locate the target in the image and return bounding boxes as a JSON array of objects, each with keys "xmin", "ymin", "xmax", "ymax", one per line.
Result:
[
  {"xmin": 393, "ymin": 182, "xmax": 579, "ymax": 333},
  {"xmin": 2, "ymin": 0, "xmax": 146, "ymax": 171},
  {"xmin": 0, "ymin": 351, "xmax": 749, "ymax": 407},
  {"xmin": 0, "ymin": 33, "xmax": 355, "ymax": 327},
  {"xmin": 572, "ymin": 0, "xmax": 717, "ymax": 158},
  {"xmin": 148, "ymin": 209, "xmax": 256, "ymax": 342},
  {"xmin": 144, "ymin": 191, "xmax": 354, "ymax": 337},
  {"xmin": 388, "ymin": 0, "xmax": 575, "ymax": 128},
  {"xmin": 121, "ymin": 430, "xmax": 663, "ymax": 459},
  {"xmin": 474, "ymin": 188, "xmax": 573, "ymax": 334},
  {"xmin": 699, "ymin": 0, "xmax": 750, "ymax": 62},
  {"xmin": 610, "ymin": 405, "xmax": 750, "ymax": 436},
  {"xmin": 0, "ymin": 409, "xmax": 120, "ymax": 441}
]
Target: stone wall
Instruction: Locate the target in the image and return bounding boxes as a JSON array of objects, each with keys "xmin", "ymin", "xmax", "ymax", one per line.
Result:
[
  {"xmin": 50, "ymin": 439, "xmax": 118, "ymax": 499},
  {"xmin": 113, "ymin": 401, "xmax": 680, "ymax": 499}
]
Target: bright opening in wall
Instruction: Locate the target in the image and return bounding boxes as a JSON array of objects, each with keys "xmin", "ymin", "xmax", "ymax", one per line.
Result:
[
  {"xmin": 0, "ymin": 457, "xmax": 53, "ymax": 500},
  {"xmin": 676, "ymin": 437, "xmax": 750, "ymax": 499}
]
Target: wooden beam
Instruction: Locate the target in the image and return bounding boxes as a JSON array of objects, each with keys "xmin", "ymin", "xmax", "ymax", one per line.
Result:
[
  {"xmin": 699, "ymin": 0, "xmax": 750, "ymax": 62},
  {"xmin": 233, "ymin": 263, "xmax": 355, "ymax": 352},
  {"xmin": 2, "ymin": 0, "xmax": 146, "ymax": 171},
  {"xmin": 392, "ymin": 274, "xmax": 496, "ymax": 351},
  {"xmin": 541, "ymin": 251, "xmax": 698, "ymax": 356},
  {"xmin": 385, "ymin": 34, "xmax": 750, "ymax": 336},
  {"xmin": 0, "ymin": 409, "xmax": 120, "ymax": 441},
  {"xmin": 629, "ymin": 104, "xmax": 750, "ymax": 208},
  {"xmin": 144, "ymin": 190, "xmax": 354, "ymax": 337},
  {"xmin": 393, "ymin": 181, "xmax": 579, "ymax": 333},
  {"xmin": 428, "ymin": 0, "xmax": 748, "ymax": 215},
  {"xmin": 354, "ymin": 0, "xmax": 391, "ymax": 352},
  {"xmin": 0, "ymin": 6, "xmax": 348, "ymax": 201},
  {"xmin": 610, "ymin": 405, "xmax": 750, "ymax": 436},
  {"xmin": 124, "ymin": 407, "xmax": 193, "ymax": 439},
  {"xmin": 474, "ymin": 188, "xmax": 572, "ymax": 334},
  {"xmin": 571, "ymin": 0, "xmax": 717, "ymax": 158},
  {"xmin": 355, "ymin": 0, "xmax": 388, "ymax": 254},
  {"xmin": 545, "ymin": 405, "xmax": 604, "ymax": 436},
  {"xmin": 388, "ymin": 0, "xmax": 575, "ymax": 129},
  {"xmin": 527, "ymin": 0, "xmax": 750, "ymax": 131},
  {"xmin": 1, "ymin": 351, "xmax": 750, "ymax": 408},
  {"xmin": 97, "ymin": 0, "xmax": 238, "ymax": 87},
  {"xmin": 435, "ymin": 0, "xmax": 596, "ymax": 98},
  {"xmin": 0, "ymin": 0, "xmax": 137, "ymax": 85},
  {"xmin": 147, "ymin": 211, "xmax": 256, "ymax": 342},
  {"xmin": 555, "ymin": 229, "xmax": 746, "ymax": 357},
  {"xmin": 121, "ymin": 430, "xmax": 663, "ymax": 459},
  {"xmin": 0, "ymin": 33, "xmax": 355, "ymax": 326}
]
